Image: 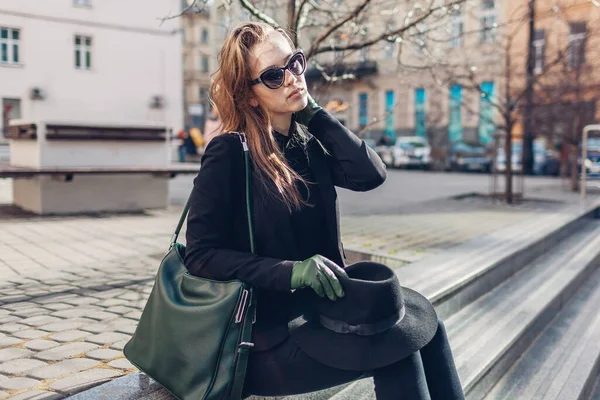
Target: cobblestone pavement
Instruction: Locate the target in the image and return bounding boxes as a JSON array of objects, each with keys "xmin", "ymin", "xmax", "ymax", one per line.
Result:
[{"xmin": 0, "ymin": 256, "xmax": 156, "ymax": 399}]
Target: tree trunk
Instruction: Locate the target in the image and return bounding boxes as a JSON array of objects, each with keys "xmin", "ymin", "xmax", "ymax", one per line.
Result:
[
  {"xmin": 571, "ymin": 143, "xmax": 579, "ymax": 192},
  {"xmin": 505, "ymin": 122, "xmax": 513, "ymax": 204}
]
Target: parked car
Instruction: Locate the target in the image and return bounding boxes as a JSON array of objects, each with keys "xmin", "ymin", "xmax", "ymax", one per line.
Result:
[
  {"xmin": 495, "ymin": 139, "xmax": 560, "ymax": 176},
  {"xmin": 390, "ymin": 136, "xmax": 432, "ymax": 169},
  {"xmin": 495, "ymin": 142, "xmax": 522, "ymax": 174},
  {"xmin": 579, "ymin": 137, "xmax": 600, "ymax": 178},
  {"xmin": 447, "ymin": 142, "xmax": 491, "ymax": 172},
  {"xmin": 534, "ymin": 142, "xmax": 560, "ymax": 176}
]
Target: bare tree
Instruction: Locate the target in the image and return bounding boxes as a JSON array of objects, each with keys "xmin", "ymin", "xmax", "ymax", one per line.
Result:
[
  {"xmin": 532, "ymin": 18, "xmax": 600, "ymax": 191},
  {"xmin": 401, "ymin": 0, "xmax": 599, "ymax": 203}
]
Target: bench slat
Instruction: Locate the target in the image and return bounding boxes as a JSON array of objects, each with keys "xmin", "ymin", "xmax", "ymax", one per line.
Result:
[{"xmin": 0, "ymin": 164, "xmax": 200, "ymax": 178}]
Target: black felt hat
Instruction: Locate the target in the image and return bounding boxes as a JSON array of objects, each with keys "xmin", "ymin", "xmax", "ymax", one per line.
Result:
[{"xmin": 288, "ymin": 261, "xmax": 438, "ymax": 371}]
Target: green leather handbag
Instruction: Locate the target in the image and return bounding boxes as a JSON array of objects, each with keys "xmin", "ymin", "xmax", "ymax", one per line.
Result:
[{"xmin": 124, "ymin": 133, "xmax": 256, "ymax": 400}]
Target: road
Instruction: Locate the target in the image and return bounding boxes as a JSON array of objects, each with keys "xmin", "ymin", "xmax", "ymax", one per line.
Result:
[{"xmin": 168, "ymin": 168, "xmax": 564, "ymax": 216}]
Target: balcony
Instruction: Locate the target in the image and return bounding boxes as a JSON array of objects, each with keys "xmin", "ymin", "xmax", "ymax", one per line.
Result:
[{"xmin": 305, "ymin": 60, "xmax": 378, "ymax": 83}]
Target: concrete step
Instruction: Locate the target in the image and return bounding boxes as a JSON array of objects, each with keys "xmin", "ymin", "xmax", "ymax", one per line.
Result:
[
  {"xmin": 398, "ymin": 210, "xmax": 590, "ymax": 320},
  {"xmin": 446, "ymin": 219, "xmax": 600, "ymax": 399},
  {"xmin": 485, "ymin": 267, "xmax": 600, "ymax": 400}
]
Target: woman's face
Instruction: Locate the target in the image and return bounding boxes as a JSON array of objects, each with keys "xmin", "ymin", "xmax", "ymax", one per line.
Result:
[{"xmin": 249, "ymin": 30, "xmax": 308, "ymax": 117}]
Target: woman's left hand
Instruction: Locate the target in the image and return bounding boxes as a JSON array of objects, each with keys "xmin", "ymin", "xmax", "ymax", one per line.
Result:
[{"xmin": 295, "ymin": 92, "xmax": 322, "ymax": 127}]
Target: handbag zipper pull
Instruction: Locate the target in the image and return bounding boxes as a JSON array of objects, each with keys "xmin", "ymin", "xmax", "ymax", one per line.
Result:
[{"xmin": 235, "ymin": 289, "xmax": 249, "ymax": 323}]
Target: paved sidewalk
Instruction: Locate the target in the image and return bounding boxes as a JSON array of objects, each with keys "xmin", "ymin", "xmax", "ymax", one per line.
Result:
[{"xmin": 0, "ymin": 178, "xmax": 593, "ymax": 399}]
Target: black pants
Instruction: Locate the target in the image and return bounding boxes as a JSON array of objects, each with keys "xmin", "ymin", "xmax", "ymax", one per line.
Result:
[{"xmin": 243, "ymin": 318, "xmax": 464, "ymax": 400}]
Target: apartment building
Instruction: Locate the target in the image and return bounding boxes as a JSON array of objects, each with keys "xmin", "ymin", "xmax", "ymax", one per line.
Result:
[
  {"xmin": 508, "ymin": 0, "xmax": 600, "ymax": 143},
  {"xmin": 303, "ymin": 0, "xmax": 506, "ymax": 153},
  {"xmin": 181, "ymin": 0, "xmax": 212, "ymax": 129},
  {"xmin": 0, "ymin": 0, "xmax": 183, "ymax": 135}
]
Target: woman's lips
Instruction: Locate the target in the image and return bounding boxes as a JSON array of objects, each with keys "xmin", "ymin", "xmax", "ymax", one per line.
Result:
[{"xmin": 288, "ymin": 88, "xmax": 303, "ymax": 99}]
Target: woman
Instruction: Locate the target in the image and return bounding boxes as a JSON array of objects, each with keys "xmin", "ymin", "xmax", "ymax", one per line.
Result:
[{"xmin": 184, "ymin": 21, "xmax": 464, "ymax": 400}]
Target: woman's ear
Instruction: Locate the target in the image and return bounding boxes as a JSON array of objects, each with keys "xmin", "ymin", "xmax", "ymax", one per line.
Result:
[{"xmin": 249, "ymin": 97, "xmax": 259, "ymax": 108}]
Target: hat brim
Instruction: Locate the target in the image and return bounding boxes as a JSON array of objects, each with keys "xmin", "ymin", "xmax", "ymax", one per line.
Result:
[{"xmin": 288, "ymin": 287, "xmax": 438, "ymax": 371}]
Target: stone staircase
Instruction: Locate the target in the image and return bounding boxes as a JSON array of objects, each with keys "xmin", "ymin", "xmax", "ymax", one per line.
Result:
[{"xmin": 72, "ymin": 206, "xmax": 600, "ymax": 400}]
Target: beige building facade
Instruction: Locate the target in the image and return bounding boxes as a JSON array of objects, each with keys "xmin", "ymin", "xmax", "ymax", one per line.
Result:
[
  {"xmin": 181, "ymin": 3, "xmax": 213, "ymax": 130},
  {"xmin": 305, "ymin": 0, "xmax": 508, "ymax": 154}
]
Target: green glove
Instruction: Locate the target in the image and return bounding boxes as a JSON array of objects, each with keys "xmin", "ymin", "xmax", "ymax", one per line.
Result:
[
  {"xmin": 295, "ymin": 93, "xmax": 323, "ymax": 127},
  {"xmin": 290, "ymin": 255, "xmax": 347, "ymax": 301}
]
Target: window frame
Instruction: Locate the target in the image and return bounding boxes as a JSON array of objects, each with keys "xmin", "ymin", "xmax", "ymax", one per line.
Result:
[
  {"xmin": 74, "ymin": 35, "xmax": 93, "ymax": 70},
  {"xmin": 480, "ymin": 0, "xmax": 497, "ymax": 44},
  {"xmin": 533, "ymin": 29, "xmax": 545, "ymax": 74},
  {"xmin": 385, "ymin": 90, "xmax": 395, "ymax": 138},
  {"xmin": 414, "ymin": 88, "xmax": 426, "ymax": 138},
  {"xmin": 359, "ymin": 93, "xmax": 369, "ymax": 128},
  {"xmin": 0, "ymin": 27, "xmax": 21, "ymax": 65},
  {"xmin": 200, "ymin": 55, "xmax": 209, "ymax": 73},
  {"xmin": 450, "ymin": 8, "xmax": 465, "ymax": 48},
  {"xmin": 567, "ymin": 22, "xmax": 587, "ymax": 69}
]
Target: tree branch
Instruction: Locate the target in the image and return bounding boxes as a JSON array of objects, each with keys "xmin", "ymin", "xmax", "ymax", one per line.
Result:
[
  {"xmin": 305, "ymin": 0, "xmax": 374, "ymax": 60},
  {"xmin": 237, "ymin": 0, "xmax": 280, "ymax": 27},
  {"xmin": 307, "ymin": 0, "xmax": 465, "ymax": 57},
  {"xmin": 157, "ymin": 0, "xmax": 209, "ymax": 25}
]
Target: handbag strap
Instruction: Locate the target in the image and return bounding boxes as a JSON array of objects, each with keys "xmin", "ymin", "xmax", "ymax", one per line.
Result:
[{"xmin": 169, "ymin": 132, "xmax": 255, "ymax": 254}]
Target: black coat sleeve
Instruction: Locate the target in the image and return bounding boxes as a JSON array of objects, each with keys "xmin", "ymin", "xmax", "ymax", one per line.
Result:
[
  {"xmin": 307, "ymin": 109, "xmax": 387, "ymax": 191},
  {"xmin": 184, "ymin": 134, "xmax": 295, "ymax": 291}
]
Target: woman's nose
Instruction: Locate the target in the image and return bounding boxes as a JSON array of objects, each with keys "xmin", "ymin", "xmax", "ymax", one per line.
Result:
[{"xmin": 283, "ymin": 69, "xmax": 298, "ymax": 86}]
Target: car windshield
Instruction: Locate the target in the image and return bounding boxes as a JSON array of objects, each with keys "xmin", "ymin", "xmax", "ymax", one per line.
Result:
[
  {"xmin": 453, "ymin": 143, "xmax": 485, "ymax": 154},
  {"xmin": 534, "ymin": 141, "xmax": 546, "ymax": 153},
  {"xmin": 588, "ymin": 138, "xmax": 600, "ymax": 149}
]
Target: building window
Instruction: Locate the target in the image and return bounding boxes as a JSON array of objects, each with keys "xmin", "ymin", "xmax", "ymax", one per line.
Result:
[
  {"xmin": 411, "ymin": 23, "xmax": 428, "ymax": 55},
  {"xmin": 567, "ymin": 22, "xmax": 587, "ymax": 69},
  {"xmin": 450, "ymin": 8, "xmax": 464, "ymax": 48},
  {"xmin": 385, "ymin": 41, "xmax": 395, "ymax": 59},
  {"xmin": 1, "ymin": 28, "xmax": 20, "ymax": 65},
  {"xmin": 199, "ymin": 88, "xmax": 209, "ymax": 102},
  {"xmin": 201, "ymin": 29, "xmax": 209, "ymax": 44},
  {"xmin": 360, "ymin": 28, "xmax": 369, "ymax": 61},
  {"xmin": 331, "ymin": 35, "xmax": 343, "ymax": 64},
  {"xmin": 360, "ymin": 46, "xmax": 369, "ymax": 62},
  {"xmin": 415, "ymin": 88, "xmax": 426, "ymax": 138},
  {"xmin": 2, "ymin": 98, "xmax": 21, "ymax": 136},
  {"xmin": 448, "ymin": 84, "xmax": 463, "ymax": 144},
  {"xmin": 533, "ymin": 29, "xmax": 545, "ymax": 74},
  {"xmin": 478, "ymin": 82, "xmax": 495, "ymax": 145},
  {"xmin": 74, "ymin": 35, "xmax": 92, "ymax": 70},
  {"xmin": 480, "ymin": 0, "xmax": 497, "ymax": 43},
  {"xmin": 385, "ymin": 90, "xmax": 395, "ymax": 138},
  {"xmin": 385, "ymin": 24, "xmax": 395, "ymax": 59},
  {"xmin": 200, "ymin": 55, "xmax": 209, "ymax": 73},
  {"xmin": 73, "ymin": 0, "xmax": 92, "ymax": 7},
  {"xmin": 359, "ymin": 93, "xmax": 368, "ymax": 128}
]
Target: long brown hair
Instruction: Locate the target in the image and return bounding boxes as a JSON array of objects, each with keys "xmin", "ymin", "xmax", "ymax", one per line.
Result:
[{"xmin": 209, "ymin": 21, "xmax": 308, "ymax": 212}]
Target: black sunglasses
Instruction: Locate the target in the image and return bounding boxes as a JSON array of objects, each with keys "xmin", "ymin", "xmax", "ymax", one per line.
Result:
[{"xmin": 250, "ymin": 50, "xmax": 307, "ymax": 90}]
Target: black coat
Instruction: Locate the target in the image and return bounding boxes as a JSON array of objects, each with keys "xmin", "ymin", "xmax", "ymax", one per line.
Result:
[{"xmin": 184, "ymin": 109, "xmax": 386, "ymax": 351}]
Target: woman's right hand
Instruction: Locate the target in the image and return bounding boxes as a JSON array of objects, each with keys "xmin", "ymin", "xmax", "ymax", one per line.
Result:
[{"xmin": 290, "ymin": 255, "xmax": 347, "ymax": 301}]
